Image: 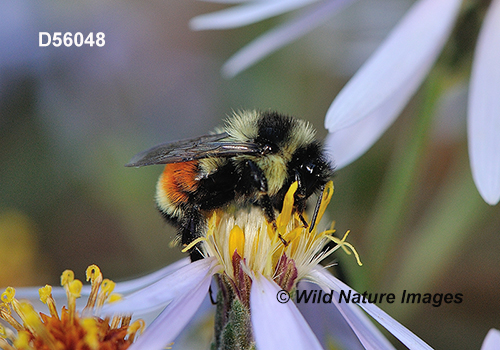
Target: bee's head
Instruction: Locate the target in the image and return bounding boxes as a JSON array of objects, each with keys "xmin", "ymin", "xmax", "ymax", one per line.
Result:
[{"xmin": 290, "ymin": 143, "xmax": 334, "ymax": 210}]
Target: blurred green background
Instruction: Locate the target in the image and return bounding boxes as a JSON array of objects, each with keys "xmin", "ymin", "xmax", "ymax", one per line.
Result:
[{"xmin": 1, "ymin": 0, "xmax": 498, "ymax": 349}]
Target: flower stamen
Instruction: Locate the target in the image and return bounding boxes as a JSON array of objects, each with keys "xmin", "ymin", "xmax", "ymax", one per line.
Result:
[{"xmin": 1, "ymin": 265, "xmax": 142, "ymax": 350}]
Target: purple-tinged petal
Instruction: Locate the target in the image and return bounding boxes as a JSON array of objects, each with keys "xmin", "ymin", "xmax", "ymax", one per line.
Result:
[
  {"xmin": 250, "ymin": 274, "xmax": 323, "ymax": 350},
  {"xmin": 481, "ymin": 329, "xmax": 500, "ymax": 350},
  {"xmin": 309, "ymin": 267, "xmax": 433, "ymax": 350},
  {"xmin": 468, "ymin": 0, "xmax": 500, "ymax": 205},
  {"xmin": 103, "ymin": 257, "xmax": 219, "ymax": 315},
  {"xmin": 14, "ymin": 258, "xmax": 191, "ymax": 303},
  {"xmin": 112, "ymin": 258, "xmax": 190, "ymax": 294},
  {"xmin": 325, "ymin": 71, "xmax": 418, "ymax": 169},
  {"xmin": 303, "ymin": 272, "xmax": 396, "ymax": 349},
  {"xmin": 199, "ymin": 1, "xmax": 254, "ymax": 3},
  {"xmin": 128, "ymin": 265, "xmax": 215, "ymax": 350},
  {"xmin": 325, "ymin": 0, "xmax": 462, "ymax": 132},
  {"xmin": 297, "ymin": 281, "xmax": 365, "ymax": 349},
  {"xmin": 331, "ymin": 290, "xmax": 396, "ymax": 350},
  {"xmin": 221, "ymin": 0, "xmax": 355, "ymax": 78},
  {"xmin": 190, "ymin": 0, "xmax": 319, "ymax": 30}
]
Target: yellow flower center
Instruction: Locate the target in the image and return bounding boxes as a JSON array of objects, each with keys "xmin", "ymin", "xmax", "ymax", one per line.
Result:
[
  {"xmin": 0, "ymin": 265, "xmax": 142, "ymax": 350},
  {"xmin": 184, "ymin": 181, "xmax": 361, "ymax": 290}
]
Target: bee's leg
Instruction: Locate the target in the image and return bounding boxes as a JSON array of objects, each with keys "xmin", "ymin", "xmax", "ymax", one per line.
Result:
[
  {"xmin": 260, "ymin": 193, "xmax": 288, "ymax": 246},
  {"xmin": 244, "ymin": 160, "xmax": 289, "ymax": 246},
  {"xmin": 293, "ymin": 170, "xmax": 309, "ymax": 228},
  {"xmin": 180, "ymin": 208, "xmax": 205, "ymax": 261},
  {"xmin": 308, "ymin": 183, "xmax": 325, "ymax": 233},
  {"xmin": 243, "ymin": 160, "xmax": 273, "ymax": 220},
  {"xmin": 258, "ymin": 193, "xmax": 276, "ymax": 227},
  {"xmin": 241, "ymin": 160, "xmax": 275, "ymax": 220}
]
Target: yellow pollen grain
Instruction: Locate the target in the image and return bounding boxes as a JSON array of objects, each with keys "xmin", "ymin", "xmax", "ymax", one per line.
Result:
[
  {"xmin": 60, "ymin": 270, "xmax": 74, "ymax": 286},
  {"xmin": 19, "ymin": 302, "xmax": 56, "ymax": 347},
  {"xmin": 69, "ymin": 280, "xmax": 83, "ymax": 298},
  {"xmin": 13, "ymin": 330, "xmax": 32, "ymax": 350},
  {"xmin": 107, "ymin": 294, "xmax": 123, "ymax": 303},
  {"xmin": 100, "ymin": 279, "xmax": 115, "ymax": 295},
  {"xmin": 127, "ymin": 319, "xmax": 146, "ymax": 342},
  {"xmin": 96, "ymin": 279, "xmax": 116, "ymax": 309},
  {"xmin": 39, "ymin": 285, "xmax": 59, "ymax": 319},
  {"xmin": 86, "ymin": 265, "xmax": 102, "ymax": 283},
  {"xmin": 228, "ymin": 225, "xmax": 245, "ymax": 257},
  {"xmin": 82, "ymin": 318, "xmax": 99, "ymax": 350},
  {"xmin": 83, "ymin": 265, "xmax": 103, "ymax": 315},
  {"xmin": 1, "ymin": 287, "xmax": 15, "ymax": 304},
  {"xmin": 38, "ymin": 285, "xmax": 51, "ymax": 304}
]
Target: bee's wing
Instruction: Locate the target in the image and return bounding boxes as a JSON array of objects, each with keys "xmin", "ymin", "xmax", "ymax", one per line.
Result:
[{"xmin": 126, "ymin": 132, "xmax": 260, "ymax": 167}]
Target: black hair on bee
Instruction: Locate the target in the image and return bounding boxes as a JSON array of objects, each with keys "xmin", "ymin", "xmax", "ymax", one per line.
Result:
[{"xmin": 126, "ymin": 110, "xmax": 334, "ymax": 261}]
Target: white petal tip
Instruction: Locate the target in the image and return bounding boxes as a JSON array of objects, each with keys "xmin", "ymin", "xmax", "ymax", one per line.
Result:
[
  {"xmin": 480, "ymin": 192, "xmax": 500, "ymax": 206},
  {"xmin": 481, "ymin": 329, "xmax": 500, "ymax": 350}
]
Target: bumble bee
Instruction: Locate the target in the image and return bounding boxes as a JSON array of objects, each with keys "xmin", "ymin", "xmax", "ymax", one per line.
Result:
[{"xmin": 127, "ymin": 110, "xmax": 334, "ymax": 260}]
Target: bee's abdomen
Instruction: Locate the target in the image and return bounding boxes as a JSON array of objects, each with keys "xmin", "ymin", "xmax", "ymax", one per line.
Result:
[{"xmin": 156, "ymin": 160, "xmax": 200, "ymax": 219}]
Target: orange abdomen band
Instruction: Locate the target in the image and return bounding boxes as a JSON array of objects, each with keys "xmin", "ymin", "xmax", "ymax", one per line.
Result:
[{"xmin": 160, "ymin": 161, "xmax": 199, "ymax": 204}]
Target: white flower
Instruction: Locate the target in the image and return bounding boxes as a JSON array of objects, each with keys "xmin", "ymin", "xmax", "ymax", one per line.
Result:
[
  {"xmin": 325, "ymin": 0, "xmax": 500, "ymax": 206},
  {"xmin": 481, "ymin": 329, "xmax": 500, "ymax": 350},
  {"xmin": 103, "ymin": 182, "xmax": 433, "ymax": 350},
  {"xmin": 192, "ymin": 0, "xmax": 500, "ymax": 205},
  {"xmin": 190, "ymin": 0, "xmax": 357, "ymax": 78}
]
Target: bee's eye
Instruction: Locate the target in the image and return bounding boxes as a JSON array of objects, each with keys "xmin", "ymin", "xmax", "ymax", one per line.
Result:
[
  {"xmin": 305, "ymin": 163, "xmax": 315, "ymax": 174},
  {"xmin": 300, "ymin": 162, "xmax": 316, "ymax": 175}
]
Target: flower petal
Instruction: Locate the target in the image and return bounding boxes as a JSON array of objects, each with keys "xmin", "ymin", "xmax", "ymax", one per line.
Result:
[
  {"xmin": 467, "ymin": 0, "xmax": 500, "ymax": 205},
  {"xmin": 128, "ymin": 265, "xmax": 215, "ymax": 350},
  {"xmin": 221, "ymin": 0, "xmax": 354, "ymax": 78},
  {"xmin": 190, "ymin": 0, "xmax": 320, "ymax": 30},
  {"xmin": 200, "ymin": 1, "xmax": 255, "ymax": 3},
  {"xmin": 14, "ymin": 258, "xmax": 191, "ymax": 303},
  {"xmin": 331, "ymin": 290, "xmax": 396, "ymax": 349},
  {"xmin": 325, "ymin": 74, "xmax": 417, "ymax": 169},
  {"xmin": 325, "ymin": 0, "xmax": 462, "ymax": 132},
  {"xmin": 309, "ymin": 267, "xmax": 433, "ymax": 350},
  {"xmin": 250, "ymin": 274, "xmax": 323, "ymax": 350},
  {"xmin": 296, "ymin": 281, "xmax": 365, "ymax": 349},
  {"xmin": 113, "ymin": 258, "xmax": 191, "ymax": 294},
  {"xmin": 481, "ymin": 329, "xmax": 500, "ymax": 350},
  {"xmin": 103, "ymin": 257, "xmax": 219, "ymax": 314}
]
